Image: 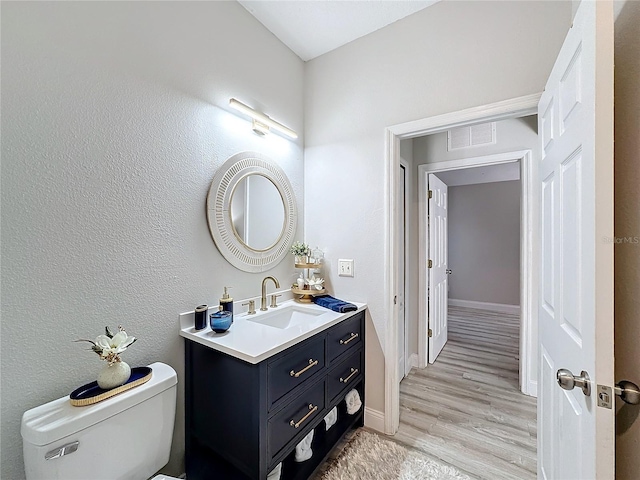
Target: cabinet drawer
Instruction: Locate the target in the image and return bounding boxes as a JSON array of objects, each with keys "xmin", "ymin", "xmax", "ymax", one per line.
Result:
[
  {"xmin": 327, "ymin": 348, "xmax": 362, "ymax": 403},
  {"xmin": 267, "ymin": 336, "xmax": 326, "ymax": 408},
  {"xmin": 327, "ymin": 312, "xmax": 363, "ymax": 363},
  {"xmin": 268, "ymin": 379, "xmax": 325, "ymax": 459}
]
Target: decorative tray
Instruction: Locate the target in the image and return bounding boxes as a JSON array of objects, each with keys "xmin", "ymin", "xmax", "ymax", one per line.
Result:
[
  {"xmin": 291, "ymin": 287, "xmax": 326, "ymax": 295},
  {"xmin": 291, "ymin": 287, "xmax": 327, "ymax": 303},
  {"xmin": 70, "ymin": 367, "xmax": 153, "ymax": 407},
  {"xmin": 294, "ymin": 262, "xmax": 322, "ymax": 269}
]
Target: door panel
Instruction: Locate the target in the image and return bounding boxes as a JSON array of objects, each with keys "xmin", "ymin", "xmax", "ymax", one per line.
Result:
[
  {"xmin": 428, "ymin": 173, "xmax": 448, "ymax": 364},
  {"xmin": 537, "ymin": 2, "xmax": 614, "ymax": 478}
]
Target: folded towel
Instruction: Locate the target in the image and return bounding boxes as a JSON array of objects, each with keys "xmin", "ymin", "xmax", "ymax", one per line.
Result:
[
  {"xmin": 345, "ymin": 389, "xmax": 362, "ymax": 415},
  {"xmin": 324, "ymin": 406, "xmax": 338, "ymax": 431},
  {"xmin": 267, "ymin": 463, "xmax": 282, "ymax": 480},
  {"xmin": 294, "ymin": 429, "xmax": 314, "ymax": 462},
  {"xmin": 313, "ymin": 295, "xmax": 357, "ymax": 313}
]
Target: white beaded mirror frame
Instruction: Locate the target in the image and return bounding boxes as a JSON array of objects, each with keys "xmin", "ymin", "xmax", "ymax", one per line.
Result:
[{"xmin": 206, "ymin": 151, "xmax": 297, "ymax": 273}]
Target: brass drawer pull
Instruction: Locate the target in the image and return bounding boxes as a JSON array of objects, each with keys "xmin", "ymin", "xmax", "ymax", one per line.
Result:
[
  {"xmin": 290, "ymin": 404, "xmax": 318, "ymax": 428},
  {"xmin": 340, "ymin": 367, "xmax": 359, "ymax": 384},
  {"xmin": 290, "ymin": 359, "xmax": 318, "ymax": 378},
  {"xmin": 340, "ymin": 332, "xmax": 359, "ymax": 345}
]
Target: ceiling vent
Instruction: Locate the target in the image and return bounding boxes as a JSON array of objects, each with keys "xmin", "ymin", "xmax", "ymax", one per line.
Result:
[{"xmin": 447, "ymin": 122, "xmax": 496, "ymax": 151}]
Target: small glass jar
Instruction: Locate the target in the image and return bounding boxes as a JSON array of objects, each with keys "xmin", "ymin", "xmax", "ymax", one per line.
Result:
[
  {"xmin": 311, "ymin": 246, "xmax": 324, "ymax": 265},
  {"xmin": 210, "ymin": 309, "xmax": 233, "ymax": 333}
]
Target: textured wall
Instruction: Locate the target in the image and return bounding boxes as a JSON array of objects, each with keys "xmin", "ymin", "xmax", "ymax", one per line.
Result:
[
  {"xmin": 1, "ymin": 3, "xmax": 304, "ymax": 479},
  {"xmin": 304, "ymin": 0, "xmax": 571, "ymax": 416},
  {"xmin": 448, "ymin": 181, "xmax": 521, "ymax": 305},
  {"xmin": 613, "ymin": 1, "xmax": 640, "ymax": 478}
]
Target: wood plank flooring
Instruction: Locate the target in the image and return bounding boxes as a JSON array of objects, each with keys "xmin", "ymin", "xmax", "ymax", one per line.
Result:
[{"xmin": 393, "ymin": 306, "xmax": 537, "ymax": 480}]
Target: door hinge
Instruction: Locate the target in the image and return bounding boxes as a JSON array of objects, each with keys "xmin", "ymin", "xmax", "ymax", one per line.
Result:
[
  {"xmin": 428, "ymin": 190, "xmax": 433, "ymax": 199},
  {"xmin": 428, "ymin": 329, "xmax": 433, "ymax": 338},
  {"xmin": 428, "ymin": 259, "xmax": 433, "ymax": 268}
]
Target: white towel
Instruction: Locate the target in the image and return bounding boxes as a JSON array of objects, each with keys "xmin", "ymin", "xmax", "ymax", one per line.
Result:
[
  {"xmin": 345, "ymin": 389, "xmax": 362, "ymax": 415},
  {"xmin": 294, "ymin": 428, "xmax": 314, "ymax": 462},
  {"xmin": 324, "ymin": 406, "xmax": 338, "ymax": 431},
  {"xmin": 267, "ymin": 462, "xmax": 282, "ymax": 480}
]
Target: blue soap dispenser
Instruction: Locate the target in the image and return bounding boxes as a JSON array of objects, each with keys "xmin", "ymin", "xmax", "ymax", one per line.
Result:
[{"xmin": 220, "ymin": 286, "xmax": 233, "ymax": 322}]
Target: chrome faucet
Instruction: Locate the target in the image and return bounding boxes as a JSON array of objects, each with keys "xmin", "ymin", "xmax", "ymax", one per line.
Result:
[{"xmin": 260, "ymin": 276, "xmax": 280, "ymax": 311}]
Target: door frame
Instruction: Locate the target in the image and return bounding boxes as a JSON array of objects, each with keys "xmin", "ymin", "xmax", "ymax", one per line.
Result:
[
  {"xmin": 398, "ymin": 159, "xmax": 410, "ymax": 378},
  {"xmin": 384, "ymin": 93, "xmax": 540, "ymax": 434},
  {"xmin": 418, "ymin": 151, "xmax": 534, "ymax": 396}
]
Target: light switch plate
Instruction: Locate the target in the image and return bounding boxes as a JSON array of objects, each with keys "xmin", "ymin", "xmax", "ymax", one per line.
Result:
[{"xmin": 338, "ymin": 259, "xmax": 354, "ymax": 277}]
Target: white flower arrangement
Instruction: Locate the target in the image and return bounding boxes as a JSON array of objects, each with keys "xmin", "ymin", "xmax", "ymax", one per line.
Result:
[
  {"xmin": 76, "ymin": 326, "xmax": 136, "ymax": 366},
  {"xmin": 307, "ymin": 275, "xmax": 325, "ymax": 290},
  {"xmin": 290, "ymin": 241, "xmax": 309, "ymax": 256}
]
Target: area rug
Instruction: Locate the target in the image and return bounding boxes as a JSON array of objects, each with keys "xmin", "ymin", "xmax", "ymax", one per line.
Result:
[{"xmin": 318, "ymin": 430, "xmax": 471, "ymax": 480}]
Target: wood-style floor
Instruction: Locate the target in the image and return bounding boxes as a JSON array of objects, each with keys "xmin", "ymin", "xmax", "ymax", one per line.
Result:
[{"xmin": 393, "ymin": 306, "xmax": 537, "ymax": 480}]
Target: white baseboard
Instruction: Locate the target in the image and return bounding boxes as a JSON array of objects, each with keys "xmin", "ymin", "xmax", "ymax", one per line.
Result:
[
  {"xmin": 523, "ymin": 379, "xmax": 538, "ymax": 398},
  {"xmin": 407, "ymin": 353, "xmax": 419, "ymax": 373},
  {"xmin": 449, "ymin": 298, "xmax": 520, "ymax": 315},
  {"xmin": 364, "ymin": 407, "xmax": 385, "ymax": 433}
]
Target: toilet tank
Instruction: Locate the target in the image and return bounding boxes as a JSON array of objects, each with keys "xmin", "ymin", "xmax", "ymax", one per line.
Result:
[{"xmin": 21, "ymin": 362, "xmax": 177, "ymax": 480}]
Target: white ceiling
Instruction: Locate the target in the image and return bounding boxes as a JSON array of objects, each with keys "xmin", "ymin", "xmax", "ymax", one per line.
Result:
[
  {"xmin": 435, "ymin": 162, "xmax": 521, "ymax": 187},
  {"xmin": 238, "ymin": 0, "xmax": 440, "ymax": 61}
]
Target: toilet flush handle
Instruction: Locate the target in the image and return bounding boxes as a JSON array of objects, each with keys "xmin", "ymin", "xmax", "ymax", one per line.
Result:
[{"xmin": 45, "ymin": 441, "xmax": 79, "ymax": 460}]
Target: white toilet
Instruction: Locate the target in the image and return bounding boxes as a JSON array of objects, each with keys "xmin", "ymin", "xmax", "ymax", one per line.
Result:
[{"xmin": 21, "ymin": 362, "xmax": 180, "ymax": 480}]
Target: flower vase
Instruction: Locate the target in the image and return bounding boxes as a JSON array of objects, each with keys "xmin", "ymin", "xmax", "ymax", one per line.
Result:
[
  {"xmin": 97, "ymin": 361, "xmax": 131, "ymax": 389},
  {"xmin": 295, "ymin": 255, "xmax": 308, "ymax": 265}
]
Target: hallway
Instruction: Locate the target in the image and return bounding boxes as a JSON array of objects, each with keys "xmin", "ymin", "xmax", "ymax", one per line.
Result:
[{"xmin": 394, "ymin": 306, "xmax": 537, "ymax": 479}]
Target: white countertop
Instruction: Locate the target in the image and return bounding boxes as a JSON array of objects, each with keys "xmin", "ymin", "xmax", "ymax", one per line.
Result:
[{"xmin": 179, "ymin": 299, "xmax": 367, "ymax": 364}]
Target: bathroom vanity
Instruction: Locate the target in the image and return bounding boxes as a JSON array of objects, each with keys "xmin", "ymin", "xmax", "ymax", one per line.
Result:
[{"xmin": 181, "ymin": 301, "xmax": 366, "ymax": 480}]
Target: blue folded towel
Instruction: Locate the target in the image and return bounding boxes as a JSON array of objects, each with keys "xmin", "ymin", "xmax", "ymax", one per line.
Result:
[{"xmin": 313, "ymin": 295, "xmax": 357, "ymax": 313}]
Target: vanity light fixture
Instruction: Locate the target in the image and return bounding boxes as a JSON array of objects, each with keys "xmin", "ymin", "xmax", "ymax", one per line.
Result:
[
  {"xmin": 229, "ymin": 98, "xmax": 298, "ymax": 139},
  {"xmin": 252, "ymin": 119, "xmax": 270, "ymax": 137}
]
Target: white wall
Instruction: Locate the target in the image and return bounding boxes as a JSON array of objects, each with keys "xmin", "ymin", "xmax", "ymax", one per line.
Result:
[
  {"xmin": 305, "ymin": 0, "xmax": 571, "ymax": 417},
  {"xmin": 613, "ymin": 1, "xmax": 640, "ymax": 478},
  {"xmin": 448, "ymin": 181, "xmax": 521, "ymax": 306},
  {"xmin": 1, "ymin": 3, "xmax": 304, "ymax": 479}
]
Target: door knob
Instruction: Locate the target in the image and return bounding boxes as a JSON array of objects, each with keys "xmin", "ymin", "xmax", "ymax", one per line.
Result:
[
  {"xmin": 557, "ymin": 368, "xmax": 591, "ymax": 396},
  {"xmin": 445, "ymin": 269, "xmax": 452, "ymax": 274},
  {"xmin": 615, "ymin": 380, "xmax": 640, "ymax": 405}
]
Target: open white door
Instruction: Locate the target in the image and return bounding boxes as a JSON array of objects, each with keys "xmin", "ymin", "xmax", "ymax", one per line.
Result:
[
  {"xmin": 428, "ymin": 173, "xmax": 448, "ymax": 364},
  {"xmin": 538, "ymin": 2, "xmax": 614, "ymax": 479}
]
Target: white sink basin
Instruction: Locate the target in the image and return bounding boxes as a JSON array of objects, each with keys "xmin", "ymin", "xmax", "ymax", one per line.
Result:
[{"xmin": 246, "ymin": 304, "xmax": 326, "ymax": 329}]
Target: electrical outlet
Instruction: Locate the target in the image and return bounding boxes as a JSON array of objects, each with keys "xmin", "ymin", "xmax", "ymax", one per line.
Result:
[{"xmin": 338, "ymin": 259, "xmax": 354, "ymax": 277}]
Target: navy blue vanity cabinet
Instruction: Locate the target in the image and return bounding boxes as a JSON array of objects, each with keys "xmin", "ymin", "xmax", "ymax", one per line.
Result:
[{"xmin": 184, "ymin": 309, "xmax": 365, "ymax": 480}]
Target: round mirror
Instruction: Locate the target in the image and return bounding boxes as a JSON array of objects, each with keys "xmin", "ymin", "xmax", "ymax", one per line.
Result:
[
  {"xmin": 207, "ymin": 152, "xmax": 297, "ymax": 272},
  {"xmin": 229, "ymin": 174, "xmax": 286, "ymax": 251}
]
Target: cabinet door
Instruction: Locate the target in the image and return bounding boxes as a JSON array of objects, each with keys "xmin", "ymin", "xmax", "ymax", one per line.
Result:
[
  {"xmin": 327, "ymin": 348, "xmax": 363, "ymax": 404},
  {"xmin": 267, "ymin": 379, "xmax": 326, "ymax": 460},
  {"xmin": 327, "ymin": 312, "xmax": 363, "ymax": 363},
  {"xmin": 267, "ymin": 336, "xmax": 326, "ymax": 409}
]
